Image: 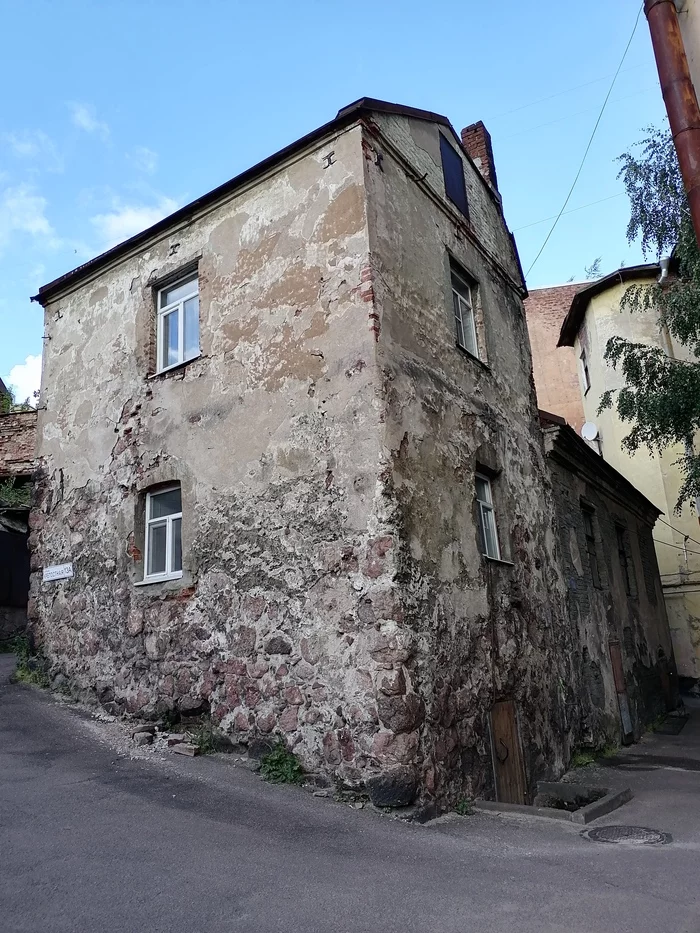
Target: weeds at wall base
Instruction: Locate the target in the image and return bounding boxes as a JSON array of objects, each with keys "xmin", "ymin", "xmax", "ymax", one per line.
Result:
[{"xmin": 259, "ymin": 741, "xmax": 304, "ymax": 784}]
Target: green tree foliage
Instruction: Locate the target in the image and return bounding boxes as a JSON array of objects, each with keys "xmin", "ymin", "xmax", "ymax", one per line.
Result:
[{"xmin": 600, "ymin": 126, "xmax": 700, "ymax": 511}]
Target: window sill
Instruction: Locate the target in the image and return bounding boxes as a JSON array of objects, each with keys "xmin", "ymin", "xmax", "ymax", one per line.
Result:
[
  {"xmin": 456, "ymin": 344, "xmax": 490, "ymax": 371},
  {"xmin": 149, "ymin": 354, "xmax": 202, "ymax": 380},
  {"xmin": 484, "ymin": 556, "xmax": 514, "ymax": 567},
  {"xmin": 135, "ymin": 572, "xmax": 183, "ymax": 587}
]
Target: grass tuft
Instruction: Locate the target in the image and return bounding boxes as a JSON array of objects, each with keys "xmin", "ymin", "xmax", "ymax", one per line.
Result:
[
  {"xmin": 10, "ymin": 635, "xmax": 51, "ymax": 688},
  {"xmin": 455, "ymin": 797, "xmax": 475, "ymax": 816},
  {"xmin": 260, "ymin": 741, "xmax": 304, "ymax": 785}
]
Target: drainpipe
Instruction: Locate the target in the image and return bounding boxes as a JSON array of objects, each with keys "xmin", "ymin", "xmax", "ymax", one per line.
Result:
[{"xmin": 645, "ymin": 0, "xmax": 700, "ymax": 247}]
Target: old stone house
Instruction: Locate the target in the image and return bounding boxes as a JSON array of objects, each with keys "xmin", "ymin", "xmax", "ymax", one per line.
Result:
[
  {"xmin": 542, "ymin": 412, "xmax": 676, "ymax": 746},
  {"xmin": 30, "ymin": 97, "xmax": 647, "ymax": 808},
  {"xmin": 526, "ymin": 267, "xmax": 700, "ymax": 691}
]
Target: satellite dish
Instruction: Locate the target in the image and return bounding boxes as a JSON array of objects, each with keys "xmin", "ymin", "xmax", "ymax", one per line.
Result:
[{"xmin": 581, "ymin": 422, "xmax": 599, "ymax": 442}]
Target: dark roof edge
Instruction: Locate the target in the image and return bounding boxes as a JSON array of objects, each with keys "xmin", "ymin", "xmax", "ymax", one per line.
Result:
[
  {"xmin": 544, "ymin": 422, "xmax": 662, "ymax": 519},
  {"xmin": 337, "ymin": 97, "xmax": 452, "ymax": 129},
  {"xmin": 34, "ymin": 97, "xmax": 514, "ymax": 305},
  {"xmin": 557, "ymin": 263, "xmax": 660, "ymax": 347},
  {"xmin": 33, "ymin": 104, "xmax": 371, "ymax": 306}
]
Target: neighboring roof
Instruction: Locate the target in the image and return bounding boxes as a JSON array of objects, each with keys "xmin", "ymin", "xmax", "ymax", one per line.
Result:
[
  {"xmin": 557, "ymin": 263, "xmax": 659, "ymax": 347},
  {"xmin": 543, "ymin": 422, "xmax": 662, "ymax": 521},
  {"xmin": 538, "ymin": 409, "xmax": 567, "ymax": 427},
  {"xmin": 33, "ymin": 98, "xmax": 479, "ymax": 307}
]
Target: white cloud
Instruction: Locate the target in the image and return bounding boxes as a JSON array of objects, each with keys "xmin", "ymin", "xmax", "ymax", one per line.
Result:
[
  {"xmin": 69, "ymin": 102, "xmax": 110, "ymax": 141},
  {"xmin": 7, "ymin": 354, "xmax": 42, "ymax": 403},
  {"xmin": 0, "ymin": 184, "xmax": 60, "ymax": 251},
  {"xmin": 3, "ymin": 131, "xmax": 63, "ymax": 171},
  {"xmin": 130, "ymin": 146, "xmax": 158, "ymax": 174},
  {"xmin": 90, "ymin": 197, "xmax": 179, "ymax": 248}
]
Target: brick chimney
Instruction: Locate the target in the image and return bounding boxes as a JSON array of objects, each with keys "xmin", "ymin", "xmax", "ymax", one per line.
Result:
[{"xmin": 461, "ymin": 121, "xmax": 499, "ymax": 192}]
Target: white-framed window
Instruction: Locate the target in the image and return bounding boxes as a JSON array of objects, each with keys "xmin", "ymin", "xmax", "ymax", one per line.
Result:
[
  {"xmin": 580, "ymin": 349, "xmax": 591, "ymax": 393},
  {"xmin": 476, "ymin": 474, "xmax": 500, "ymax": 559},
  {"xmin": 156, "ymin": 273, "xmax": 200, "ymax": 373},
  {"xmin": 451, "ymin": 268, "xmax": 479, "ymax": 358},
  {"xmin": 144, "ymin": 486, "xmax": 183, "ymax": 582}
]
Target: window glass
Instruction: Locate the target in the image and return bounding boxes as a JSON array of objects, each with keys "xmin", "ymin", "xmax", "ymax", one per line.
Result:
[
  {"xmin": 150, "ymin": 487, "xmax": 182, "ymax": 518},
  {"xmin": 480, "ymin": 506, "xmax": 499, "ymax": 558},
  {"xmin": 172, "ymin": 517, "xmax": 183, "ymax": 572},
  {"xmin": 184, "ymin": 295, "xmax": 200, "ymax": 359},
  {"xmin": 476, "ymin": 474, "xmax": 500, "ymax": 559},
  {"xmin": 440, "ymin": 134, "xmax": 469, "ymax": 216},
  {"xmin": 157, "ymin": 273, "xmax": 199, "ymax": 372},
  {"xmin": 451, "ymin": 270, "xmax": 479, "ymax": 357},
  {"xmin": 160, "ymin": 275, "xmax": 198, "ymax": 308},
  {"xmin": 476, "ymin": 475, "xmax": 491, "ymax": 504},
  {"xmin": 162, "ymin": 309, "xmax": 179, "ymax": 370},
  {"xmin": 148, "ymin": 521, "xmax": 167, "ymax": 576}
]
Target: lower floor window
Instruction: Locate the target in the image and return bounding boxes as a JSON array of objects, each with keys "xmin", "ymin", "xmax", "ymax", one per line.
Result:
[
  {"xmin": 145, "ymin": 486, "xmax": 182, "ymax": 580},
  {"xmin": 476, "ymin": 474, "xmax": 500, "ymax": 559}
]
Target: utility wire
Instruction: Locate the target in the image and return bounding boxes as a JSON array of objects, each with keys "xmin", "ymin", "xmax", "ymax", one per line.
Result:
[
  {"xmin": 491, "ymin": 62, "xmax": 646, "ymax": 119},
  {"xmin": 655, "ymin": 515, "xmax": 700, "ymax": 550},
  {"xmin": 653, "ymin": 538, "xmax": 700, "ymax": 557},
  {"xmin": 503, "ymin": 86, "xmax": 657, "ymax": 141},
  {"xmin": 513, "ymin": 193, "xmax": 624, "ymax": 232},
  {"xmin": 524, "ymin": 4, "xmax": 644, "ymax": 279}
]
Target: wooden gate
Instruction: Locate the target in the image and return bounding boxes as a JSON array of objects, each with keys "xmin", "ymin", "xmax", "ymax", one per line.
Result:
[{"xmin": 489, "ymin": 700, "xmax": 528, "ymax": 804}]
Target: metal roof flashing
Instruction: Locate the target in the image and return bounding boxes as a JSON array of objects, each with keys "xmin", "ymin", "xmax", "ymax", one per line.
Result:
[{"xmin": 557, "ymin": 263, "xmax": 660, "ymax": 347}]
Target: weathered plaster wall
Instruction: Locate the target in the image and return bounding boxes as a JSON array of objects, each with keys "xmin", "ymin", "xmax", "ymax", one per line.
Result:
[
  {"xmin": 523, "ymin": 285, "xmax": 585, "ymax": 431},
  {"xmin": 574, "ymin": 282, "xmax": 700, "ymax": 681},
  {"xmin": 363, "ymin": 113, "xmax": 577, "ymax": 803},
  {"xmin": 31, "ymin": 123, "xmax": 414, "ymax": 783},
  {"xmin": 545, "ymin": 426, "xmax": 675, "ymax": 744},
  {"xmin": 0, "ymin": 411, "xmax": 37, "ymax": 477}
]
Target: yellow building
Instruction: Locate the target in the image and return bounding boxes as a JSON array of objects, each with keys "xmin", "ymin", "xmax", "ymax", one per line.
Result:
[{"xmin": 558, "ymin": 264, "xmax": 700, "ymax": 682}]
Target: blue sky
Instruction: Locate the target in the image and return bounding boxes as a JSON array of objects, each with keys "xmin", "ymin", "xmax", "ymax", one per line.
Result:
[{"xmin": 0, "ymin": 0, "xmax": 665, "ymax": 400}]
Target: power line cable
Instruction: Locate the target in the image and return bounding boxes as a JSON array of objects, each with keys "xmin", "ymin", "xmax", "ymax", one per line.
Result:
[
  {"xmin": 653, "ymin": 538, "xmax": 700, "ymax": 557},
  {"xmin": 513, "ymin": 193, "xmax": 625, "ymax": 232},
  {"xmin": 491, "ymin": 62, "xmax": 647, "ymax": 119},
  {"xmin": 524, "ymin": 4, "xmax": 644, "ymax": 279},
  {"xmin": 502, "ymin": 86, "xmax": 657, "ymax": 141},
  {"xmin": 655, "ymin": 515, "xmax": 700, "ymax": 550}
]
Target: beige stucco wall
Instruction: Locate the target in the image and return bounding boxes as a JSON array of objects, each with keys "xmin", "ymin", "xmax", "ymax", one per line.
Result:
[
  {"xmin": 573, "ymin": 278, "xmax": 700, "ymax": 679},
  {"xmin": 678, "ymin": 0, "xmax": 700, "ymax": 102}
]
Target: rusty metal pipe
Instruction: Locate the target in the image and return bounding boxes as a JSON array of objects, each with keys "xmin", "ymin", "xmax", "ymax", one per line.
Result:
[{"xmin": 645, "ymin": 0, "xmax": 700, "ymax": 247}]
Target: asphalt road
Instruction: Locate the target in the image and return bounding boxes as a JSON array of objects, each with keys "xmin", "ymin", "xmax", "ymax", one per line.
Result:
[{"xmin": 1, "ymin": 654, "xmax": 699, "ymax": 933}]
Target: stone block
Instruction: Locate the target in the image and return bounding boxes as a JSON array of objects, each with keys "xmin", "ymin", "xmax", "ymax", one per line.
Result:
[
  {"xmin": 367, "ymin": 766, "xmax": 418, "ymax": 808},
  {"xmin": 172, "ymin": 743, "xmax": 200, "ymax": 757}
]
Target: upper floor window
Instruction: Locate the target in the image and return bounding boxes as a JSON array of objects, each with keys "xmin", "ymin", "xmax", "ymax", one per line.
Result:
[
  {"xmin": 157, "ymin": 274, "xmax": 199, "ymax": 373},
  {"xmin": 476, "ymin": 474, "xmax": 500, "ymax": 559},
  {"xmin": 144, "ymin": 486, "xmax": 183, "ymax": 582},
  {"xmin": 616, "ymin": 525, "xmax": 636, "ymax": 597},
  {"xmin": 452, "ymin": 266, "xmax": 479, "ymax": 358},
  {"xmin": 580, "ymin": 349, "xmax": 591, "ymax": 394},
  {"xmin": 440, "ymin": 134, "xmax": 469, "ymax": 218},
  {"xmin": 582, "ymin": 507, "xmax": 601, "ymax": 588}
]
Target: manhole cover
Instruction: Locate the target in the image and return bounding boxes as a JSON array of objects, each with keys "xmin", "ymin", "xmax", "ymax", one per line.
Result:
[{"xmin": 585, "ymin": 825, "xmax": 671, "ymax": 846}]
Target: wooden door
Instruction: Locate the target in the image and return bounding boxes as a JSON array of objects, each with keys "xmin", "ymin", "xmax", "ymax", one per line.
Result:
[
  {"xmin": 609, "ymin": 640, "xmax": 634, "ymax": 745},
  {"xmin": 489, "ymin": 700, "xmax": 528, "ymax": 804}
]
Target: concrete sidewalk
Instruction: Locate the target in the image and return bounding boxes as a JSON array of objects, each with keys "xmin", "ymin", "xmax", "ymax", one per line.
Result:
[{"xmin": 2, "ymin": 654, "xmax": 700, "ymax": 933}]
